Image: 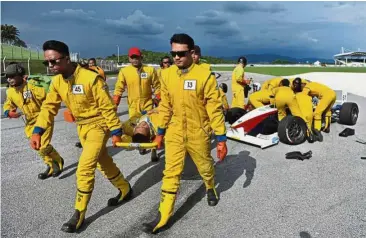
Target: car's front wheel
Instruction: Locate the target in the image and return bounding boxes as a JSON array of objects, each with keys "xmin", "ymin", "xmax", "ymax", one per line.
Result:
[{"xmin": 278, "ymin": 116, "xmax": 307, "ymax": 145}]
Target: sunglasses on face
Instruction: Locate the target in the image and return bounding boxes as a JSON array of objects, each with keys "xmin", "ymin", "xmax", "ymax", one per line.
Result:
[
  {"xmin": 170, "ymin": 50, "xmax": 189, "ymax": 58},
  {"xmin": 162, "ymin": 61, "xmax": 171, "ymax": 64},
  {"xmin": 130, "ymin": 55, "xmax": 141, "ymax": 59},
  {"xmin": 42, "ymin": 56, "xmax": 65, "ymax": 66}
]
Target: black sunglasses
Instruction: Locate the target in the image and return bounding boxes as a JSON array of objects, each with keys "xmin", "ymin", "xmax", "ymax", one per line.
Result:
[
  {"xmin": 170, "ymin": 50, "xmax": 189, "ymax": 57},
  {"xmin": 42, "ymin": 56, "xmax": 65, "ymax": 66},
  {"xmin": 162, "ymin": 61, "xmax": 171, "ymax": 64}
]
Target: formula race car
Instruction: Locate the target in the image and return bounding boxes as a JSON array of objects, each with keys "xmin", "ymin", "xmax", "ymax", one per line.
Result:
[{"xmin": 225, "ymin": 90, "xmax": 359, "ymax": 149}]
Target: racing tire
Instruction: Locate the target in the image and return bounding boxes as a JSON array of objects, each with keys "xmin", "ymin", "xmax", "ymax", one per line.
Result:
[
  {"xmin": 226, "ymin": 107, "xmax": 247, "ymax": 125},
  {"xmin": 339, "ymin": 102, "xmax": 358, "ymax": 126},
  {"xmin": 278, "ymin": 116, "xmax": 307, "ymax": 145}
]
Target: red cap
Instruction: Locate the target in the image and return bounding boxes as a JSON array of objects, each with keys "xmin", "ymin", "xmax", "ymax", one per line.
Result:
[{"xmin": 128, "ymin": 47, "xmax": 141, "ymax": 57}]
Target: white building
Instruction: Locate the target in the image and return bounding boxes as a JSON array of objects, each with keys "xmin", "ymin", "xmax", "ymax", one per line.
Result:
[{"xmin": 334, "ymin": 47, "xmax": 366, "ymax": 66}]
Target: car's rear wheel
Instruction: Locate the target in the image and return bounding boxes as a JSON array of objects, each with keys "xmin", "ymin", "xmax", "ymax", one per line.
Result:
[
  {"xmin": 339, "ymin": 102, "xmax": 358, "ymax": 125},
  {"xmin": 278, "ymin": 116, "xmax": 307, "ymax": 145}
]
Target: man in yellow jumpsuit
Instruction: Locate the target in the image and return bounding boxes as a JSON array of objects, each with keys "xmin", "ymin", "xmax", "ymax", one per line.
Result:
[
  {"xmin": 248, "ymin": 78, "xmax": 290, "ymax": 108},
  {"xmin": 29, "ymin": 40, "xmax": 132, "ymax": 233},
  {"xmin": 193, "ymin": 45, "xmax": 211, "ymax": 70},
  {"xmin": 113, "ymin": 47, "xmax": 161, "ymax": 116},
  {"xmin": 219, "ymin": 82, "xmax": 230, "ymax": 112},
  {"xmin": 231, "ymin": 56, "xmax": 251, "ymax": 108},
  {"xmin": 157, "ymin": 56, "xmax": 172, "ymax": 79},
  {"xmin": 142, "ymin": 33, "xmax": 228, "ymax": 234},
  {"xmin": 293, "ymin": 78, "xmax": 336, "ymax": 134},
  {"xmin": 3, "ymin": 63, "xmax": 64, "ymax": 180}
]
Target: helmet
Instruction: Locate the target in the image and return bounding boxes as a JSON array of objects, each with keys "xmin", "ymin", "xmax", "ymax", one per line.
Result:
[
  {"xmin": 253, "ymin": 82, "xmax": 261, "ymax": 92},
  {"xmin": 293, "ymin": 77, "xmax": 302, "ymax": 92},
  {"xmin": 89, "ymin": 66, "xmax": 106, "ymax": 80},
  {"xmin": 219, "ymin": 83, "xmax": 228, "ymax": 93},
  {"xmin": 238, "ymin": 56, "xmax": 247, "ymax": 65}
]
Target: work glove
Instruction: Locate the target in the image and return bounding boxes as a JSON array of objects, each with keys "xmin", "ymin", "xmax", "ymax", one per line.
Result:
[
  {"xmin": 153, "ymin": 135, "xmax": 164, "ymax": 150},
  {"xmin": 113, "ymin": 95, "xmax": 121, "ymax": 106},
  {"xmin": 8, "ymin": 109, "xmax": 21, "ymax": 118},
  {"xmin": 217, "ymin": 141, "xmax": 228, "ymax": 161},
  {"xmin": 153, "ymin": 94, "xmax": 161, "ymax": 107},
  {"xmin": 30, "ymin": 134, "xmax": 41, "ymax": 150},
  {"xmin": 112, "ymin": 135, "xmax": 122, "ymax": 147},
  {"xmin": 63, "ymin": 109, "xmax": 75, "ymax": 123}
]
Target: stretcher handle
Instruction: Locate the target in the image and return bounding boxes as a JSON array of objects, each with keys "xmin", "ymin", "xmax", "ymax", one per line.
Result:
[{"xmin": 115, "ymin": 142, "xmax": 157, "ymax": 149}]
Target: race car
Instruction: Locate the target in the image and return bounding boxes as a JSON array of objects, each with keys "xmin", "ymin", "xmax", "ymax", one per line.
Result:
[{"xmin": 225, "ymin": 89, "xmax": 359, "ymax": 149}]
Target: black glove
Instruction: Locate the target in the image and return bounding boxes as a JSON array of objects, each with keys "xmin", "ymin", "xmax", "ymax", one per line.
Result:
[{"xmin": 285, "ymin": 150, "xmax": 312, "ymax": 161}]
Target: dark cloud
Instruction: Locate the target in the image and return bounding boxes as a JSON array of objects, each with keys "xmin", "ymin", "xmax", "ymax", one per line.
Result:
[
  {"xmin": 41, "ymin": 9, "xmax": 97, "ymax": 23},
  {"xmin": 223, "ymin": 2, "xmax": 286, "ymax": 14},
  {"xmin": 324, "ymin": 1, "xmax": 365, "ymax": 8},
  {"xmin": 194, "ymin": 10, "xmax": 229, "ymax": 26}
]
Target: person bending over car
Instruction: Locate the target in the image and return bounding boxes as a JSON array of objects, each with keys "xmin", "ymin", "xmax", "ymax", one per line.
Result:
[{"xmin": 292, "ymin": 78, "xmax": 336, "ymax": 134}]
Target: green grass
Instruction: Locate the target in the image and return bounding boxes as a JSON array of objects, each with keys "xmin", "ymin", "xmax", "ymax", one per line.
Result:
[
  {"xmin": 1, "ymin": 44, "xmax": 41, "ymax": 60},
  {"xmin": 211, "ymin": 66, "xmax": 366, "ymax": 75}
]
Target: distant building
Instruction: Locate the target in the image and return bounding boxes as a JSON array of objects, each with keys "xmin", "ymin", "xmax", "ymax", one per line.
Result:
[
  {"xmin": 334, "ymin": 47, "xmax": 366, "ymax": 66},
  {"xmin": 314, "ymin": 60, "xmax": 321, "ymax": 66}
]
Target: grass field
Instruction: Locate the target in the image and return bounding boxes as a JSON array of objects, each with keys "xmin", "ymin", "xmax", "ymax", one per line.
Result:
[
  {"xmin": 211, "ymin": 66, "xmax": 366, "ymax": 75},
  {"xmin": 1, "ymin": 44, "xmax": 41, "ymax": 60}
]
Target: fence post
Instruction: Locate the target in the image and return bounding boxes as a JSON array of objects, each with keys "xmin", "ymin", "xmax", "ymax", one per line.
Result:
[
  {"xmin": 2, "ymin": 57, "xmax": 6, "ymax": 72},
  {"xmin": 27, "ymin": 58, "xmax": 31, "ymax": 75}
]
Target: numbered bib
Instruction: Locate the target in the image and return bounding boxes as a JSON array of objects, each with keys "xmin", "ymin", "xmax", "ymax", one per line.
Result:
[
  {"xmin": 72, "ymin": 85, "xmax": 84, "ymax": 94},
  {"xmin": 184, "ymin": 80, "xmax": 197, "ymax": 90},
  {"xmin": 140, "ymin": 73, "xmax": 148, "ymax": 79},
  {"xmin": 23, "ymin": 90, "xmax": 32, "ymax": 99}
]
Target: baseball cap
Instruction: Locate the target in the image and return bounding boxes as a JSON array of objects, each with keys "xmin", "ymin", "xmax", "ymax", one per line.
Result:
[
  {"xmin": 4, "ymin": 63, "xmax": 25, "ymax": 77},
  {"xmin": 194, "ymin": 45, "xmax": 201, "ymax": 55},
  {"xmin": 128, "ymin": 47, "xmax": 142, "ymax": 57}
]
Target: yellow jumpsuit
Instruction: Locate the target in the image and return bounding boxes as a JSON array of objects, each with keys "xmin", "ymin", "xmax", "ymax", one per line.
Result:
[
  {"xmin": 3, "ymin": 80, "xmax": 64, "ymax": 176},
  {"xmin": 299, "ymin": 81, "xmax": 336, "ymax": 130},
  {"xmin": 121, "ymin": 111, "xmax": 159, "ymax": 140},
  {"xmin": 219, "ymin": 88, "xmax": 230, "ymax": 110},
  {"xmin": 273, "ymin": 87, "xmax": 311, "ymax": 129},
  {"xmin": 153, "ymin": 63, "xmax": 226, "ymax": 232},
  {"xmin": 198, "ymin": 62, "xmax": 212, "ymax": 71},
  {"xmin": 231, "ymin": 65, "xmax": 247, "ymax": 108},
  {"xmin": 248, "ymin": 77, "xmax": 283, "ymax": 108},
  {"xmin": 33, "ymin": 65, "xmax": 130, "ymax": 224},
  {"xmin": 113, "ymin": 65, "xmax": 161, "ymax": 117}
]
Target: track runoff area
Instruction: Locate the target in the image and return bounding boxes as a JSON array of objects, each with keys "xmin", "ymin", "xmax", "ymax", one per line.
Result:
[{"xmin": 1, "ymin": 71, "xmax": 366, "ymax": 237}]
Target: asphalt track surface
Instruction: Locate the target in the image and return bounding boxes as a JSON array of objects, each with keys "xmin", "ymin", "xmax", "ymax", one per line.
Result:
[{"xmin": 1, "ymin": 72, "xmax": 366, "ymax": 238}]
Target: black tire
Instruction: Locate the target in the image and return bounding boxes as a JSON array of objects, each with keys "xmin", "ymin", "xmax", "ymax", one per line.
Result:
[
  {"xmin": 225, "ymin": 107, "xmax": 247, "ymax": 124},
  {"xmin": 339, "ymin": 102, "xmax": 358, "ymax": 125},
  {"xmin": 278, "ymin": 116, "xmax": 307, "ymax": 145}
]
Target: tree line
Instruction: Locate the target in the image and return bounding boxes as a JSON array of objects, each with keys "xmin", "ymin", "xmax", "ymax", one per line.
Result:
[
  {"xmin": 105, "ymin": 49, "xmax": 236, "ymax": 64},
  {"xmin": 1, "ymin": 24, "xmax": 27, "ymax": 48}
]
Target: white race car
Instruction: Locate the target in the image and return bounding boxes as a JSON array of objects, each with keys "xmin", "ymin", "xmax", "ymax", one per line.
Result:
[{"xmin": 225, "ymin": 90, "xmax": 359, "ymax": 149}]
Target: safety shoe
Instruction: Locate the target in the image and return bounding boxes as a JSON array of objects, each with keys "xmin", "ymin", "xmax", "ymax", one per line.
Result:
[
  {"xmin": 61, "ymin": 210, "xmax": 85, "ymax": 233},
  {"xmin": 142, "ymin": 213, "xmax": 165, "ymax": 234},
  {"xmin": 207, "ymin": 188, "xmax": 219, "ymax": 206},
  {"xmin": 323, "ymin": 126, "xmax": 330, "ymax": 133},
  {"xmin": 107, "ymin": 183, "xmax": 133, "ymax": 206},
  {"xmin": 139, "ymin": 149, "xmax": 148, "ymax": 155},
  {"xmin": 38, "ymin": 165, "xmax": 52, "ymax": 180},
  {"xmin": 52, "ymin": 157, "xmax": 64, "ymax": 177},
  {"xmin": 75, "ymin": 142, "xmax": 82, "ymax": 148},
  {"xmin": 313, "ymin": 129, "xmax": 323, "ymax": 142}
]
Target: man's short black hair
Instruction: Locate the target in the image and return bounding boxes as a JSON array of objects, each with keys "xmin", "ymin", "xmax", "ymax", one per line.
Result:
[
  {"xmin": 281, "ymin": 78, "xmax": 290, "ymax": 87},
  {"xmin": 89, "ymin": 58, "xmax": 96, "ymax": 63},
  {"xmin": 42, "ymin": 40, "xmax": 70, "ymax": 56},
  {"xmin": 170, "ymin": 33, "xmax": 195, "ymax": 50},
  {"xmin": 132, "ymin": 133, "xmax": 150, "ymax": 143}
]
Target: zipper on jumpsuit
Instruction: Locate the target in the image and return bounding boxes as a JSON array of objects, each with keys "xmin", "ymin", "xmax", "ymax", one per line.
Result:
[{"xmin": 180, "ymin": 73, "xmax": 188, "ymax": 144}]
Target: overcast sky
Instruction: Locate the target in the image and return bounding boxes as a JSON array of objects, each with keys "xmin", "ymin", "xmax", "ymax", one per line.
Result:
[{"xmin": 2, "ymin": 1, "xmax": 365, "ymax": 59}]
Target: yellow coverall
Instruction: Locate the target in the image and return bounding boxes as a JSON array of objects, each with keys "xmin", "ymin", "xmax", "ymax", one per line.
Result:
[
  {"xmin": 3, "ymin": 80, "xmax": 64, "ymax": 177},
  {"xmin": 153, "ymin": 63, "xmax": 226, "ymax": 232},
  {"xmin": 231, "ymin": 65, "xmax": 247, "ymax": 108},
  {"xmin": 33, "ymin": 65, "xmax": 130, "ymax": 229},
  {"xmin": 219, "ymin": 88, "xmax": 230, "ymax": 110},
  {"xmin": 273, "ymin": 87, "xmax": 311, "ymax": 129},
  {"xmin": 113, "ymin": 65, "xmax": 161, "ymax": 117},
  {"xmin": 121, "ymin": 111, "xmax": 159, "ymax": 140},
  {"xmin": 249, "ymin": 77, "xmax": 284, "ymax": 108},
  {"xmin": 300, "ymin": 81, "xmax": 336, "ymax": 131},
  {"xmin": 198, "ymin": 62, "xmax": 212, "ymax": 71}
]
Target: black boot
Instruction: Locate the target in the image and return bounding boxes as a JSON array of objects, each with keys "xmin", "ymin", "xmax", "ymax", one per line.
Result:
[
  {"xmin": 52, "ymin": 157, "xmax": 64, "ymax": 177},
  {"xmin": 38, "ymin": 165, "xmax": 52, "ymax": 180},
  {"xmin": 61, "ymin": 210, "xmax": 85, "ymax": 233},
  {"xmin": 139, "ymin": 149, "xmax": 149, "ymax": 155},
  {"xmin": 151, "ymin": 149, "xmax": 159, "ymax": 162},
  {"xmin": 108, "ymin": 183, "xmax": 133, "ymax": 206},
  {"xmin": 142, "ymin": 213, "xmax": 165, "ymax": 234},
  {"xmin": 313, "ymin": 129, "xmax": 323, "ymax": 142},
  {"xmin": 75, "ymin": 142, "xmax": 82, "ymax": 148},
  {"xmin": 207, "ymin": 188, "xmax": 219, "ymax": 206}
]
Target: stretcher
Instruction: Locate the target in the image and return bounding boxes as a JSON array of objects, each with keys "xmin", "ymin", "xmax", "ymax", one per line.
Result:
[{"xmin": 115, "ymin": 142, "xmax": 160, "ymax": 162}]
